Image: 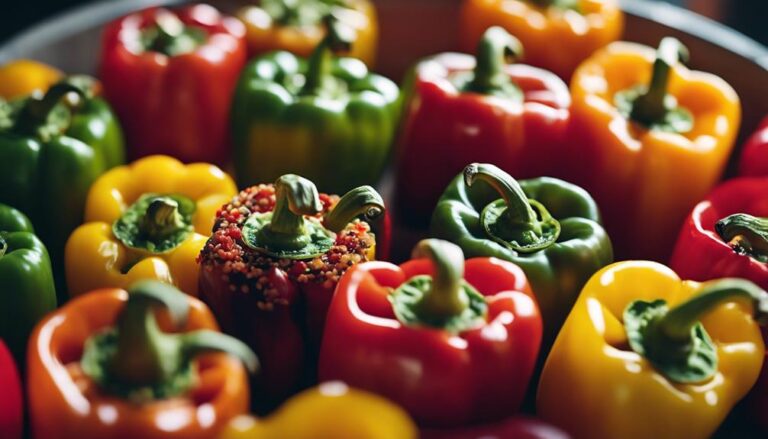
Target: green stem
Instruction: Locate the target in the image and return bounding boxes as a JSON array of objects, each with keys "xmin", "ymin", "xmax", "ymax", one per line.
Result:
[
  {"xmin": 14, "ymin": 82, "xmax": 83, "ymax": 136},
  {"xmin": 323, "ymin": 185, "xmax": 384, "ymax": 232},
  {"xmin": 464, "ymin": 163, "xmax": 540, "ymax": 234},
  {"xmin": 0, "ymin": 235, "xmax": 7, "ymax": 259},
  {"xmin": 412, "ymin": 239, "xmax": 469, "ymax": 319},
  {"xmin": 715, "ymin": 213, "xmax": 768, "ymax": 261},
  {"xmin": 529, "ymin": 0, "xmax": 580, "ymax": 10},
  {"xmin": 139, "ymin": 198, "xmax": 186, "ymax": 242},
  {"xmin": 630, "ymin": 37, "xmax": 689, "ymax": 126},
  {"xmin": 142, "ymin": 11, "xmax": 205, "ymax": 57},
  {"xmin": 299, "ymin": 13, "xmax": 354, "ymax": 96},
  {"xmin": 463, "ymin": 27, "xmax": 523, "ymax": 97}
]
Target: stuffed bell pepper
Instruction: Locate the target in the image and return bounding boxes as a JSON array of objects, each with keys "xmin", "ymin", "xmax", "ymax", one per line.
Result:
[
  {"xmin": 0, "ymin": 75, "xmax": 124, "ymax": 298},
  {"xmin": 0, "ymin": 59, "xmax": 62, "ymax": 100},
  {"xmin": 319, "ymin": 239, "xmax": 542, "ymax": 427},
  {"xmin": 231, "ymin": 13, "xmax": 399, "ymax": 194},
  {"xmin": 396, "ymin": 27, "xmax": 570, "ymax": 225},
  {"xmin": 460, "ymin": 0, "xmax": 623, "ymax": 80},
  {"xmin": 430, "ymin": 163, "xmax": 612, "ymax": 342},
  {"xmin": 565, "ymin": 37, "xmax": 740, "ymax": 261},
  {"xmin": 238, "ymin": 0, "xmax": 378, "ymax": 66},
  {"xmin": 197, "ymin": 174, "xmax": 386, "ymax": 407},
  {"xmin": 0, "ymin": 204, "xmax": 57, "ymax": 364},
  {"xmin": 65, "ymin": 155, "xmax": 237, "ymax": 297},
  {"xmin": 738, "ymin": 115, "xmax": 768, "ymax": 177},
  {"xmin": 100, "ymin": 4, "xmax": 246, "ymax": 164},
  {"xmin": 222, "ymin": 381, "xmax": 417, "ymax": 439},
  {"xmin": 27, "ymin": 280, "xmax": 256, "ymax": 439},
  {"xmin": 538, "ymin": 261, "xmax": 768, "ymax": 439},
  {"xmin": 0, "ymin": 340, "xmax": 23, "ymax": 439}
]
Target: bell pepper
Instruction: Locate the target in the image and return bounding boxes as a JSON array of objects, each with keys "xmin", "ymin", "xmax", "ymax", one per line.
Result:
[
  {"xmin": 231, "ymin": 14, "xmax": 399, "ymax": 194},
  {"xmin": 0, "ymin": 59, "xmax": 62, "ymax": 100},
  {"xmin": 395, "ymin": 27, "xmax": 570, "ymax": 226},
  {"xmin": 318, "ymin": 239, "xmax": 542, "ymax": 427},
  {"xmin": 537, "ymin": 261, "xmax": 768, "ymax": 439},
  {"xmin": 27, "ymin": 280, "xmax": 257, "ymax": 439},
  {"xmin": 0, "ymin": 203, "xmax": 57, "ymax": 364},
  {"xmin": 0, "ymin": 76, "xmax": 125, "ymax": 297},
  {"xmin": 422, "ymin": 416, "xmax": 571, "ymax": 439},
  {"xmin": 221, "ymin": 381, "xmax": 417, "ymax": 439},
  {"xmin": 65, "ymin": 155, "xmax": 237, "ymax": 298},
  {"xmin": 430, "ymin": 163, "xmax": 612, "ymax": 341},
  {"xmin": 237, "ymin": 0, "xmax": 378, "ymax": 66},
  {"xmin": 565, "ymin": 37, "xmax": 740, "ymax": 261},
  {"xmin": 0, "ymin": 340, "xmax": 23, "ymax": 439},
  {"xmin": 99, "ymin": 4, "xmax": 246, "ymax": 165},
  {"xmin": 738, "ymin": 116, "xmax": 768, "ymax": 177},
  {"xmin": 198, "ymin": 174, "xmax": 386, "ymax": 407},
  {"xmin": 459, "ymin": 0, "xmax": 623, "ymax": 80}
]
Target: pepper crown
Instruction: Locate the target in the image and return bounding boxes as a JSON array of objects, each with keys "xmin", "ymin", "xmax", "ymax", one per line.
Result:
[
  {"xmin": 112, "ymin": 193, "xmax": 196, "ymax": 254},
  {"xmin": 624, "ymin": 278, "xmax": 768, "ymax": 383},
  {"xmin": 715, "ymin": 213, "xmax": 768, "ymax": 263},
  {"xmin": 389, "ymin": 239, "xmax": 488, "ymax": 333},
  {"xmin": 261, "ymin": 0, "xmax": 350, "ymax": 27},
  {"xmin": 141, "ymin": 10, "xmax": 207, "ymax": 57},
  {"xmin": 81, "ymin": 280, "xmax": 258, "ymax": 401},
  {"xmin": 300, "ymin": 13, "xmax": 356, "ymax": 97},
  {"xmin": 461, "ymin": 26, "xmax": 524, "ymax": 101},
  {"xmin": 529, "ymin": 0, "xmax": 581, "ymax": 12}
]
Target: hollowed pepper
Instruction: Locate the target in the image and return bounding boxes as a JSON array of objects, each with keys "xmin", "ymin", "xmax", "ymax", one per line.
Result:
[
  {"xmin": 27, "ymin": 280, "xmax": 256, "ymax": 439},
  {"xmin": 231, "ymin": 14, "xmax": 399, "ymax": 194},
  {"xmin": 237, "ymin": 0, "xmax": 378, "ymax": 66},
  {"xmin": 565, "ymin": 37, "xmax": 740, "ymax": 261},
  {"xmin": 395, "ymin": 27, "xmax": 571, "ymax": 226},
  {"xmin": 319, "ymin": 239, "xmax": 542, "ymax": 427},
  {"xmin": 197, "ymin": 174, "xmax": 387, "ymax": 407},
  {"xmin": 537, "ymin": 261, "xmax": 768, "ymax": 439},
  {"xmin": 430, "ymin": 163, "xmax": 612, "ymax": 341},
  {"xmin": 0, "ymin": 203, "xmax": 56, "ymax": 364},
  {"xmin": 0, "ymin": 75, "xmax": 124, "ymax": 299},
  {"xmin": 100, "ymin": 4, "xmax": 246, "ymax": 164},
  {"xmin": 65, "ymin": 155, "xmax": 237, "ymax": 298}
]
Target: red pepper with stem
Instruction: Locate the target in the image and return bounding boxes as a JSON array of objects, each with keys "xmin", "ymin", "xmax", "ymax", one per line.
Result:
[
  {"xmin": 99, "ymin": 4, "xmax": 246, "ymax": 165},
  {"xmin": 318, "ymin": 239, "xmax": 542, "ymax": 427},
  {"xmin": 739, "ymin": 116, "xmax": 768, "ymax": 177},
  {"xmin": 395, "ymin": 26, "xmax": 570, "ymax": 225}
]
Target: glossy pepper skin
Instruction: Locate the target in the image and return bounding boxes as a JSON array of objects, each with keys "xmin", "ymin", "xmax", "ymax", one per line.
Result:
[
  {"xmin": 238, "ymin": 0, "xmax": 378, "ymax": 66},
  {"xmin": 231, "ymin": 15, "xmax": 399, "ymax": 194},
  {"xmin": 0, "ymin": 59, "xmax": 62, "ymax": 100},
  {"xmin": 460, "ymin": 0, "xmax": 623, "ymax": 80},
  {"xmin": 738, "ymin": 116, "xmax": 768, "ymax": 177},
  {"xmin": 396, "ymin": 27, "xmax": 570, "ymax": 225},
  {"xmin": 100, "ymin": 4, "xmax": 246, "ymax": 165},
  {"xmin": 198, "ymin": 175, "xmax": 386, "ymax": 408},
  {"xmin": 422, "ymin": 416, "xmax": 571, "ymax": 439},
  {"xmin": 222, "ymin": 381, "xmax": 418, "ymax": 439},
  {"xmin": 27, "ymin": 281, "xmax": 256, "ymax": 439},
  {"xmin": 565, "ymin": 38, "xmax": 740, "ymax": 261},
  {"xmin": 65, "ymin": 155, "xmax": 236, "ymax": 298},
  {"xmin": 319, "ymin": 239, "xmax": 542, "ymax": 427},
  {"xmin": 0, "ymin": 340, "xmax": 23, "ymax": 439},
  {"xmin": 537, "ymin": 261, "xmax": 768, "ymax": 439},
  {"xmin": 0, "ymin": 204, "xmax": 57, "ymax": 364},
  {"xmin": 430, "ymin": 164, "xmax": 612, "ymax": 341},
  {"xmin": 0, "ymin": 76, "xmax": 125, "ymax": 297}
]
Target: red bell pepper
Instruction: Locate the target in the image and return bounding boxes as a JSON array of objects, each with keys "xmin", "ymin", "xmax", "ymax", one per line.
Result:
[
  {"xmin": 318, "ymin": 239, "xmax": 542, "ymax": 427},
  {"xmin": 739, "ymin": 116, "xmax": 768, "ymax": 177},
  {"xmin": 422, "ymin": 416, "xmax": 570, "ymax": 439},
  {"xmin": 0, "ymin": 340, "xmax": 22, "ymax": 439},
  {"xmin": 99, "ymin": 4, "xmax": 246, "ymax": 165},
  {"xmin": 394, "ymin": 27, "xmax": 570, "ymax": 226}
]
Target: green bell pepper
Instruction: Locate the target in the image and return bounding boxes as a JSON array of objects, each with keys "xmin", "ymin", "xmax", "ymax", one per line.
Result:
[
  {"xmin": 0, "ymin": 76, "xmax": 125, "ymax": 298},
  {"xmin": 430, "ymin": 163, "xmax": 613, "ymax": 341},
  {"xmin": 0, "ymin": 203, "xmax": 57, "ymax": 364},
  {"xmin": 231, "ymin": 14, "xmax": 399, "ymax": 194}
]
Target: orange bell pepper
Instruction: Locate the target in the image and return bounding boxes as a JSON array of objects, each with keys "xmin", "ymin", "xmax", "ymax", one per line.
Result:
[
  {"xmin": 459, "ymin": 0, "xmax": 623, "ymax": 79},
  {"xmin": 0, "ymin": 60, "xmax": 62, "ymax": 100},
  {"xmin": 27, "ymin": 281, "xmax": 256, "ymax": 439},
  {"xmin": 237, "ymin": 0, "xmax": 377, "ymax": 66},
  {"xmin": 564, "ymin": 38, "xmax": 740, "ymax": 261}
]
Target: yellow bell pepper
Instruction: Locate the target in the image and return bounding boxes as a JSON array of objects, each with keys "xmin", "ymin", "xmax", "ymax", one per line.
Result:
[
  {"xmin": 65, "ymin": 155, "xmax": 237, "ymax": 298},
  {"xmin": 220, "ymin": 381, "xmax": 417, "ymax": 439},
  {"xmin": 537, "ymin": 261, "xmax": 768, "ymax": 439},
  {"xmin": 0, "ymin": 59, "xmax": 63, "ymax": 100}
]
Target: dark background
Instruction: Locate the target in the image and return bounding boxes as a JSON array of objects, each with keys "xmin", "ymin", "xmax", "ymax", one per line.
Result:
[{"xmin": 1, "ymin": 0, "xmax": 767, "ymax": 47}]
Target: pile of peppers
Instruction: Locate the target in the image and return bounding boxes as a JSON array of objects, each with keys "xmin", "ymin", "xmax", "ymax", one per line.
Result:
[{"xmin": 3, "ymin": 0, "xmax": 768, "ymax": 438}]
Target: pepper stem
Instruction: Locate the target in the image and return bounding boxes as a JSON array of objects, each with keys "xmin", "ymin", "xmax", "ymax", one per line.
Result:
[
  {"xmin": 142, "ymin": 10, "xmax": 205, "ymax": 57},
  {"xmin": 139, "ymin": 198, "xmax": 186, "ymax": 242},
  {"xmin": 14, "ymin": 82, "xmax": 83, "ymax": 137},
  {"xmin": 463, "ymin": 27, "xmax": 523, "ymax": 98},
  {"xmin": 465, "ymin": 163, "xmax": 540, "ymax": 233},
  {"xmin": 323, "ymin": 186, "xmax": 385, "ymax": 233},
  {"xmin": 299, "ymin": 13, "xmax": 355, "ymax": 96},
  {"xmin": 0, "ymin": 235, "xmax": 6, "ymax": 259},
  {"xmin": 412, "ymin": 239, "xmax": 469, "ymax": 319},
  {"xmin": 630, "ymin": 37, "xmax": 689, "ymax": 126},
  {"xmin": 715, "ymin": 213, "xmax": 768, "ymax": 261},
  {"xmin": 259, "ymin": 174, "xmax": 323, "ymax": 250}
]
